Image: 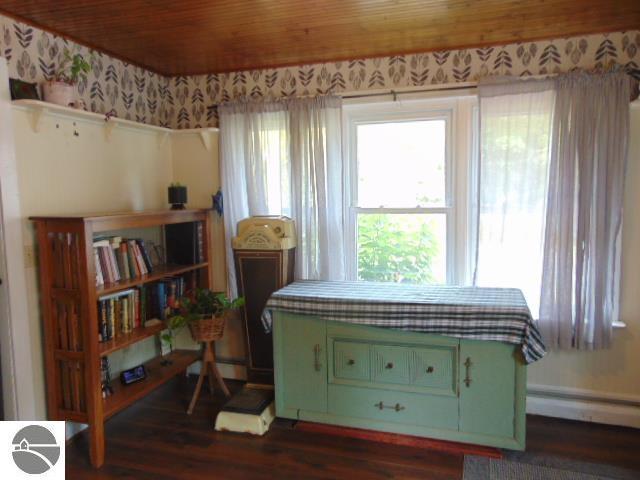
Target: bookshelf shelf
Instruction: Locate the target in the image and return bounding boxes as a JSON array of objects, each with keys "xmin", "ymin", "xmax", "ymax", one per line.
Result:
[
  {"xmin": 98, "ymin": 323, "xmax": 166, "ymax": 356},
  {"xmin": 103, "ymin": 350, "xmax": 199, "ymax": 419},
  {"xmin": 30, "ymin": 208, "xmax": 212, "ymax": 469},
  {"xmin": 96, "ymin": 262, "xmax": 209, "ymax": 295}
]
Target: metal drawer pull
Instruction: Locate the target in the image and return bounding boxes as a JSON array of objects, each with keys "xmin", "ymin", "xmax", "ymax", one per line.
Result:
[
  {"xmin": 385, "ymin": 362, "xmax": 394, "ymax": 369},
  {"xmin": 347, "ymin": 359, "xmax": 355, "ymax": 365},
  {"xmin": 426, "ymin": 366, "xmax": 434, "ymax": 373},
  {"xmin": 375, "ymin": 401, "xmax": 405, "ymax": 412},
  {"xmin": 313, "ymin": 344, "xmax": 322, "ymax": 372},
  {"xmin": 464, "ymin": 357, "xmax": 472, "ymax": 387}
]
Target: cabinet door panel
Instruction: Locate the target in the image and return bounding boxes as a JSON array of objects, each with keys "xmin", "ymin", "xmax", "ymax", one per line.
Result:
[
  {"xmin": 459, "ymin": 340, "xmax": 516, "ymax": 439},
  {"xmin": 410, "ymin": 345, "xmax": 457, "ymax": 395},
  {"xmin": 274, "ymin": 313, "xmax": 327, "ymax": 415},
  {"xmin": 333, "ymin": 341, "xmax": 370, "ymax": 381},
  {"xmin": 371, "ymin": 345, "xmax": 410, "ymax": 385}
]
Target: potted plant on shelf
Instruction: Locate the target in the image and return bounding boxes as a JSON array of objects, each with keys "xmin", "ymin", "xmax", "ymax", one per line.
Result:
[
  {"xmin": 42, "ymin": 48, "xmax": 93, "ymax": 107},
  {"xmin": 165, "ymin": 289, "xmax": 245, "ymax": 346}
]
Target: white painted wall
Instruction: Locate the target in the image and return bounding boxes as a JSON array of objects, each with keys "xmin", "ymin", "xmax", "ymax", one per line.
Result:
[{"xmin": 170, "ymin": 131, "xmax": 247, "ymax": 380}]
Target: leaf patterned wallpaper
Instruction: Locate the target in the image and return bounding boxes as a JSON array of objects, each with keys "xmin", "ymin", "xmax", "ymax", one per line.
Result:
[
  {"xmin": 0, "ymin": 13, "xmax": 638, "ymax": 130},
  {"xmin": 177, "ymin": 29, "xmax": 639, "ymax": 129}
]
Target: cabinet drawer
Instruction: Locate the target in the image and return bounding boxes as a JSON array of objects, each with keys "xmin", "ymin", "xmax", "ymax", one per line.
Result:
[
  {"xmin": 328, "ymin": 384, "xmax": 458, "ymax": 430},
  {"xmin": 410, "ymin": 346, "xmax": 457, "ymax": 394},
  {"xmin": 333, "ymin": 341, "xmax": 370, "ymax": 381},
  {"xmin": 372, "ymin": 345, "xmax": 410, "ymax": 385}
]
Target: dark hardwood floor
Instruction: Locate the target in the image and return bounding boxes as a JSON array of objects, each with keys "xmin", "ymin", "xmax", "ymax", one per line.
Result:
[{"xmin": 66, "ymin": 378, "xmax": 640, "ymax": 479}]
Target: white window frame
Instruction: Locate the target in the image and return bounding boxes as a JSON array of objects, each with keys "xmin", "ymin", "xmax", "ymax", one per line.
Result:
[{"xmin": 342, "ymin": 93, "xmax": 477, "ymax": 285}]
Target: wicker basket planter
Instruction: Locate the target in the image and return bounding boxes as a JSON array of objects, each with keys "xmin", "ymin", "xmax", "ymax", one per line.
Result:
[{"xmin": 188, "ymin": 313, "xmax": 226, "ymax": 342}]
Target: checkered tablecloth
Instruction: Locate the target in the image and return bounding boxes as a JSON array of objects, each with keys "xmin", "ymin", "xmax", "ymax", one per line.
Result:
[{"xmin": 263, "ymin": 280, "xmax": 546, "ymax": 364}]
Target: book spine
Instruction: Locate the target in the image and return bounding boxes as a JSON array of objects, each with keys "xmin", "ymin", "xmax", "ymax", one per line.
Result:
[
  {"xmin": 137, "ymin": 239, "xmax": 154, "ymax": 273},
  {"xmin": 97, "ymin": 301, "xmax": 103, "ymax": 342},
  {"xmin": 94, "ymin": 249, "xmax": 104, "ymax": 286},
  {"xmin": 115, "ymin": 244, "xmax": 126, "ymax": 281},
  {"xmin": 133, "ymin": 289, "xmax": 140, "ymax": 328},
  {"xmin": 140, "ymin": 286, "xmax": 147, "ymax": 324},
  {"xmin": 109, "ymin": 245, "xmax": 121, "ymax": 282},
  {"xmin": 119, "ymin": 242, "xmax": 130, "ymax": 280},
  {"xmin": 100, "ymin": 301, "xmax": 108, "ymax": 342},
  {"xmin": 127, "ymin": 241, "xmax": 140, "ymax": 277},
  {"xmin": 115, "ymin": 298, "xmax": 122, "ymax": 336},
  {"xmin": 106, "ymin": 299, "xmax": 113, "ymax": 341},
  {"xmin": 130, "ymin": 291, "xmax": 135, "ymax": 329},
  {"xmin": 98, "ymin": 247, "xmax": 112, "ymax": 284},
  {"xmin": 157, "ymin": 283, "xmax": 167, "ymax": 320},
  {"xmin": 196, "ymin": 221, "xmax": 204, "ymax": 263},
  {"xmin": 103, "ymin": 246, "xmax": 115, "ymax": 283},
  {"xmin": 133, "ymin": 242, "xmax": 148, "ymax": 275},
  {"xmin": 122, "ymin": 297, "xmax": 129, "ymax": 334}
]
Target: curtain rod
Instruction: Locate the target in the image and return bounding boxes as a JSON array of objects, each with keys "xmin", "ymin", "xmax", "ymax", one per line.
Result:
[{"xmin": 339, "ymin": 83, "xmax": 477, "ymax": 100}]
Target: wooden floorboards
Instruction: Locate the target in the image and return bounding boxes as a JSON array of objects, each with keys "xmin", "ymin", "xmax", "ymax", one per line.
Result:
[{"xmin": 66, "ymin": 378, "xmax": 640, "ymax": 479}]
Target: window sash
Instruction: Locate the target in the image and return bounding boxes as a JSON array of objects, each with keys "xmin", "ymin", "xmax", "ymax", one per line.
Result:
[{"xmin": 343, "ymin": 96, "xmax": 476, "ymax": 285}]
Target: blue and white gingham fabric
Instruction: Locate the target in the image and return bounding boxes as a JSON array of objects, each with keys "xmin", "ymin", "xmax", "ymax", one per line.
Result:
[{"xmin": 263, "ymin": 280, "xmax": 546, "ymax": 364}]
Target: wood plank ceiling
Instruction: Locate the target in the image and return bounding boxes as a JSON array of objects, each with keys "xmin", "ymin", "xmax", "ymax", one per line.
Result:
[{"xmin": 1, "ymin": 1, "xmax": 639, "ymax": 76}]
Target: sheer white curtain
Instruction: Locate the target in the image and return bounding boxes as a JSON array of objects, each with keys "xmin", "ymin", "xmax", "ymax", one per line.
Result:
[
  {"xmin": 540, "ymin": 71, "xmax": 631, "ymax": 349},
  {"xmin": 474, "ymin": 79, "xmax": 555, "ymax": 318},
  {"xmin": 475, "ymin": 71, "xmax": 632, "ymax": 351},
  {"xmin": 219, "ymin": 96, "xmax": 345, "ymax": 296}
]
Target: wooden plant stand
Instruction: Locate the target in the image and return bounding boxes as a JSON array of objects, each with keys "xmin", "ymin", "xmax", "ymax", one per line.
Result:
[{"xmin": 187, "ymin": 340, "xmax": 230, "ymax": 414}]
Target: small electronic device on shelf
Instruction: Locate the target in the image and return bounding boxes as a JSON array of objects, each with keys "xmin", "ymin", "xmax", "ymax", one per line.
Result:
[{"xmin": 120, "ymin": 365, "xmax": 147, "ymax": 385}]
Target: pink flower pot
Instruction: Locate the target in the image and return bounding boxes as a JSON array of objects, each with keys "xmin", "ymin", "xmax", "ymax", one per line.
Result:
[{"xmin": 42, "ymin": 80, "xmax": 76, "ymax": 107}]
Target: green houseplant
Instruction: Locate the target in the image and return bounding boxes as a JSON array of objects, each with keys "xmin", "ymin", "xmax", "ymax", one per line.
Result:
[
  {"xmin": 163, "ymin": 289, "xmax": 245, "ymax": 350},
  {"xmin": 42, "ymin": 48, "xmax": 93, "ymax": 107}
]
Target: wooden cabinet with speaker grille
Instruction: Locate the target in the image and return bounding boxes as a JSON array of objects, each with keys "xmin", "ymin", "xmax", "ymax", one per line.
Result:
[
  {"xmin": 30, "ymin": 209, "xmax": 213, "ymax": 468},
  {"xmin": 232, "ymin": 216, "xmax": 296, "ymax": 384}
]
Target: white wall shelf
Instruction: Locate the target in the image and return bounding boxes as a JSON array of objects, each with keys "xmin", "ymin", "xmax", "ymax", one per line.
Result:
[{"xmin": 12, "ymin": 99, "xmax": 219, "ymax": 139}]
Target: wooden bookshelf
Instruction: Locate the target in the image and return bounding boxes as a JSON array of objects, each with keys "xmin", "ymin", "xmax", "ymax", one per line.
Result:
[
  {"xmin": 96, "ymin": 262, "xmax": 209, "ymax": 295},
  {"xmin": 98, "ymin": 323, "xmax": 166, "ymax": 356},
  {"xmin": 30, "ymin": 209, "xmax": 212, "ymax": 469},
  {"xmin": 103, "ymin": 350, "xmax": 199, "ymax": 419}
]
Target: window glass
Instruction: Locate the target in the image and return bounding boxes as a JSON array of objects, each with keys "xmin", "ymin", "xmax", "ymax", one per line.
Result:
[
  {"xmin": 357, "ymin": 213, "xmax": 447, "ymax": 284},
  {"xmin": 356, "ymin": 120, "xmax": 446, "ymax": 208}
]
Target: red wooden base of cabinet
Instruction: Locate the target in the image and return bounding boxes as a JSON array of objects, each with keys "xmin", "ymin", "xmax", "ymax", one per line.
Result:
[{"xmin": 295, "ymin": 421, "xmax": 503, "ymax": 459}]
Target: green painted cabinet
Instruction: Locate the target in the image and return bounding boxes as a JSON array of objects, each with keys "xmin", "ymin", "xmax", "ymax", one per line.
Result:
[
  {"xmin": 273, "ymin": 313, "xmax": 327, "ymax": 417},
  {"xmin": 459, "ymin": 340, "xmax": 525, "ymax": 444},
  {"xmin": 273, "ymin": 312, "xmax": 527, "ymax": 450}
]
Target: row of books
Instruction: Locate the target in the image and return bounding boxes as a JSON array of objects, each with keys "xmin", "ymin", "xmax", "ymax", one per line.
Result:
[
  {"xmin": 98, "ymin": 289, "xmax": 140, "ymax": 342},
  {"xmin": 98, "ymin": 276, "xmax": 191, "ymax": 343},
  {"xmin": 94, "ymin": 236, "xmax": 154, "ymax": 286}
]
